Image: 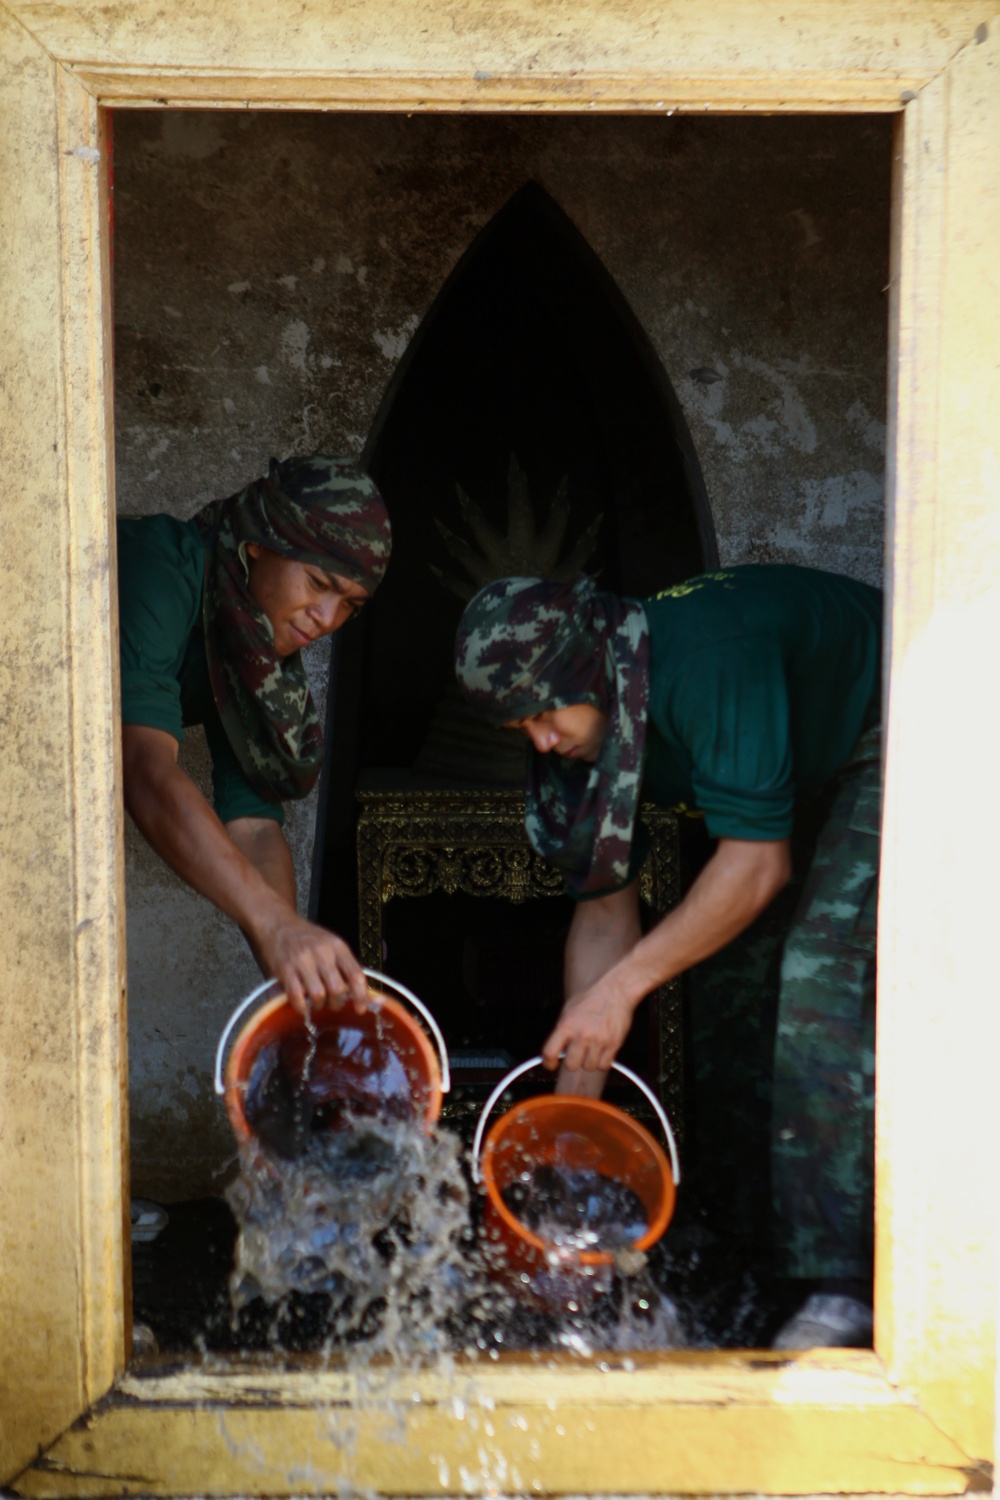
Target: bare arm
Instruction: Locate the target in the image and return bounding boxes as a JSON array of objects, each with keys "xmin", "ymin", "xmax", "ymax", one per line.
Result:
[
  {"xmin": 121, "ymin": 724, "xmax": 367, "ymax": 1011},
  {"xmin": 557, "ymin": 881, "xmax": 642, "ymax": 1098},
  {"xmin": 226, "ymin": 815, "xmax": 298, "ymax": 909},
  {"xmin": 543, "ymin": 836, "xmax": 792, "ymax": 1076}
]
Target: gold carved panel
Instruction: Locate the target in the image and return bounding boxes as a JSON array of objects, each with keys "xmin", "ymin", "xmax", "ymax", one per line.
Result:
[{"xmin": 356, "ymin": 788, "xmax": 682, "ymax": 1124}]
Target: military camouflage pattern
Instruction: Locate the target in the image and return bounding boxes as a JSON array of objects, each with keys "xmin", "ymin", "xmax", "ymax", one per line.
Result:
[
  {"xmin": 685, "ymin": 726, "xmax": 880, "ymax": 1280},
  {"xmin": 684, "ymin": 869, "xmax": 792, "ymax": 1249},
  {"xmin": 454, "ymin": 575, "xmax": 650, "ymax": 895},
  {"xmin": 771, "ymin": 723, "xmax": 879, "ymax": 1278},
  {"xmin": 193, "ymin": 455, "xmax": 390, "ymax": 802}
]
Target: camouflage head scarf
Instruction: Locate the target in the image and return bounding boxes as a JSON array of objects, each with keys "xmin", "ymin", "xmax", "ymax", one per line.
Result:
[
  {"xmin": 454, "ymin": 575, "xmax": 650, "ymax": 895},
  {"xmin": 193, "ymin": 455, "xmax": 391, "ymax": 803}
]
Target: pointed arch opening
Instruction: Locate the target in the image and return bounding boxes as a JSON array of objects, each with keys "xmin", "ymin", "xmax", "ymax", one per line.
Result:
[
  {"xmin": 313, "ymin": 182, "xmax": 714, "ymax": 1102},
  {"xmin": 317, "ymin": 180, "xmax": 713, "ymax": 883},
  {"xmin": 365, "ymin": 180, "xmax": 713, "ymax": 770}
]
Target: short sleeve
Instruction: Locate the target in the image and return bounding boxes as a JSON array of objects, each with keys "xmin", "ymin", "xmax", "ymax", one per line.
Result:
[
  {"xmin": 119, "ymin": 516, "xmax": 286, "ymax": 826},
  {"xmin": 117, "ymin": 516, "xmax": 202, "ymax": 743},
  {"xmin": 667, "ymin": 638, "xmax": 796, "ymax": 841},
  {"xmin": 204, "ymin": 715, "xmax": 285, "ymax": 827}
]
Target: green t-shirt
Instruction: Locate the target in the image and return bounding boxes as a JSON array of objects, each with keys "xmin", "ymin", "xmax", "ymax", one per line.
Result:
[
  {"xmin": 117, "ymin": 514, "xmax": 285, "ymax": 826},
  {"xmin": 637, "ymin": 564, "xmax": 882, "ymax": 843}
]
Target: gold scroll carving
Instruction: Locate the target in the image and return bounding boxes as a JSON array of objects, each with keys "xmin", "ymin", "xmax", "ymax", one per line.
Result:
[{"xmin": 356, "ymin": 788, "xmax": 682, "ymax": 1125}]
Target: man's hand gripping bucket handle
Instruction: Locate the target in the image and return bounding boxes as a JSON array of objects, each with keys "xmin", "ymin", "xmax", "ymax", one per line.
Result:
[
  {"xmin": 471, "ymin": 1056, "xmax": 680, "ymax": 1185},
  {"xmin": 213, "ymin": 969, "xmax": 451, "ymax": 1097}
]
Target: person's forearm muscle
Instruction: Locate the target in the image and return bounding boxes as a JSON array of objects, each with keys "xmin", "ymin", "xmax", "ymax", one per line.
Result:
[
  {"xmin": 558, "ymin": 883, "xmax": 642, "ymax": 1096},
  {"xmin": 121, "ymin": 725, "xmax": 366, "ymax": 1010},
  {"xmin": 227, "ymin": 816, "xmax": 297, "ymax": 911},
  {"xmin": 543, "ymin": 837, "xmax": 791, "ymax": 1073},
  {"xmin": 124, "ymin": 747, "xmax": 286, "ymax": 935}
]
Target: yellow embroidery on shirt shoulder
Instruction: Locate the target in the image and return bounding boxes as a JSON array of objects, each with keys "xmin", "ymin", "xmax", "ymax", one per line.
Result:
[
  {"xmin": 655, "ymin": 571, "xmax": 735, "ymax": 601},
  {"xmin": 669, "ymin": 802, "xmax": 705, "ymax": 819}
]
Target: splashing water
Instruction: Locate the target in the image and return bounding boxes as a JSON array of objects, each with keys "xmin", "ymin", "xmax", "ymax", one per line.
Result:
[
  {"xmin": 221, "ymin": 1022, "xmax": 694, "ymax": 1359},
  {"xmin": 501, "ymin": 1163, "xmax": 649, "ymax": 1253},
  {"xmin": 226, "ymin": 1114, "xmax": 476, "ymax": 1355},
  {"xmin": 223, "ymin": 1108, "xmax": 695, "ymax": 1359},
  {"xmin": 223, "ymin": 1000, "xmax": 497, "ymax": 1358}
]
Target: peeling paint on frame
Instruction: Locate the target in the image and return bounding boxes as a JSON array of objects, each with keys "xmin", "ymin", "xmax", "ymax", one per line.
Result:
[{"xmin": 0, "ymin": 0, "xmax": 998, "ymax": 1493}]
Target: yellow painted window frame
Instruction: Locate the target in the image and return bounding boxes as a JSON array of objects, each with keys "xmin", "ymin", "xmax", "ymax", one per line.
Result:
[{"xmin": 1, "ymin": 1, "xmax": 998, "ymax": 1492}]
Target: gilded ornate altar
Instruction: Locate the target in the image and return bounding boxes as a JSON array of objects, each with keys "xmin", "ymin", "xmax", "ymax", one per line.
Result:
[{"xmin": 356, "ymin": 785, "xmax": 683, "ymax": 1126}]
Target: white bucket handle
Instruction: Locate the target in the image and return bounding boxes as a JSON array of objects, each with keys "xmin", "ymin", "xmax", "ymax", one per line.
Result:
[
  {"xmin": 471, "ymin": 1055, "xmax": 680, "ymax": 1186},
  {"xmin": 213, "ymin": 969, "xmax": 450, "ymax": 1098},
  {"xmin": 213, "ymin": 977, "xmax": 283, "ymax": 1096},
  {"xmin": 362, "ymin": 967, "xmax": 451, "ymax": 1095}
]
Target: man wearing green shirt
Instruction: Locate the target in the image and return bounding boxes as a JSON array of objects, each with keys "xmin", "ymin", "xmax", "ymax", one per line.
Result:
[
  {"xmin": 118, "ymin": 454, "xmax": 391, "ymax": 1013},
  {"xmin": 454, "ymin": 565, "xmax": 881, "ymax": 1348}
]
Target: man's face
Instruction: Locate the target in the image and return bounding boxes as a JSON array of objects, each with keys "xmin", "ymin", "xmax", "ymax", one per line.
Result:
[
  {"xmin": 245, "ymin": 542, "xmax": 370, "ymax": 657},
  {"xmin": 504, "ymin": 704, "xmax": 609, "ymax": 763}
]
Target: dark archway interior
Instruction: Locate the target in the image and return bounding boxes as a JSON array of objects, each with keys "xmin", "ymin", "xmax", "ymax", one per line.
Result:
[
  {"xmin": 359, "ymin": 181, "xmax": 715, "ymax": 771},
  {"xmin": 314, "ymin": 182, "xmax": 714, "ymax": 1087}
]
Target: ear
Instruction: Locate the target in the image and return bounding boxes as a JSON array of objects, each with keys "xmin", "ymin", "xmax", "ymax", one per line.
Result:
[{"xmin": 245, "ymin": 541, "xmax": 263, "ymax": 561}]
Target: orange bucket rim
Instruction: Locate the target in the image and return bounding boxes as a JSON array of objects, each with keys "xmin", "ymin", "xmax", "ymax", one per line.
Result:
[
  {"xmin": 473, "ymin": 1056, "xmax": 680, "ymax": 1268},
  {"xmin": 480, "ymin": 1094, "xmax": 675, "ymax": 1265},
  {"xmin": 215, "ymin": 970, "xmax": 450, "ymax": 1095},
  {"xmin": 214, "ymin": 970, "xmax": 451, "ymax": 1143},
  {"xmin": 472, "ymin": 1056, "xmax": 680, "ymax": 1186}
]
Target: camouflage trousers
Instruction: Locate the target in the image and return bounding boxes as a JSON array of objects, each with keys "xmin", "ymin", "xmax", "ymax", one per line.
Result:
[{"xmin": 686, "ymin": 725, "xmax": 880, "ymax": 1280}]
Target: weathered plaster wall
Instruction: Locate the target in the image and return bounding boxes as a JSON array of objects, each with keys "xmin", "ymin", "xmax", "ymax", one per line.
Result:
[{"xmin": 114, "ymin": 111, "xmax": 890, "ymax": 1199}]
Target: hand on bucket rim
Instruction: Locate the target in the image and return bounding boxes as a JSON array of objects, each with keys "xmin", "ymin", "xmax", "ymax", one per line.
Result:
[
  {"xmin": 214, "ymin": 970, "xmax": 451, "ymax": 1105},
  {"xmin": 252, "ymin": 909, "xmax": 369, "ymax": 1015}
]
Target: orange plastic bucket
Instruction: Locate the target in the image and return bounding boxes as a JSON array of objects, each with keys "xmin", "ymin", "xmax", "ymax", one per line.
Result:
[
  {"xmin": 214, "ymin": 970, "xmax": 450, "ymax": 1156},
  {"xmin": 473, "ymin": 1058, "xmax": 679, "ymax": 1310}
]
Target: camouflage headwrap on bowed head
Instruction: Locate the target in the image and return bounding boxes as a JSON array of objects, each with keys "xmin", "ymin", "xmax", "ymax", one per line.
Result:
[
  {"xmin": 194, "ymin": 455, "xmax": 391, "ymax": 803},
  {"xmin": 454, "ymin": 575, "xmax": 650, "ymax": 895}
]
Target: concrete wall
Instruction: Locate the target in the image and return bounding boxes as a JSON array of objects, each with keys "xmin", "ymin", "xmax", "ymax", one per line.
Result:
[{"xmin": 114, "ymin": 111, "xmax": 890, "ymax": 1199}]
